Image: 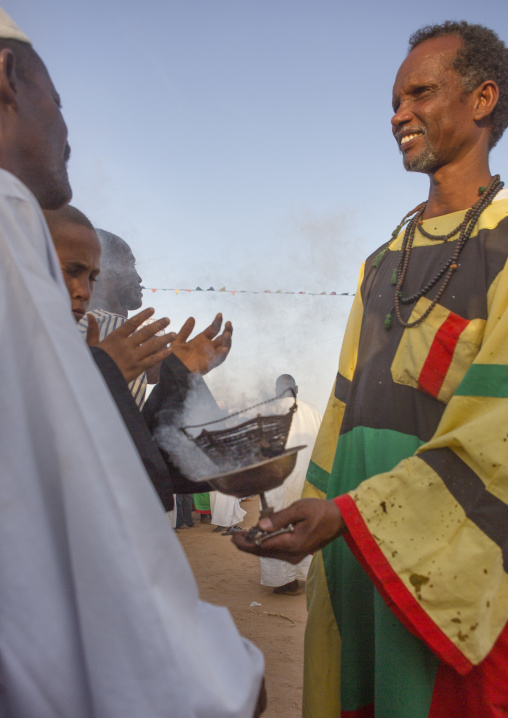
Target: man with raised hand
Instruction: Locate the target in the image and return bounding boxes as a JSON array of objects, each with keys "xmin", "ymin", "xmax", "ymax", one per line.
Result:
[
  {"xmin": 234, "ymin": 21, "xmax": 508, "ymax": 717},
  {"xmin": 0, "ymin": 9, "xmax": 265, "ymax": 717}
]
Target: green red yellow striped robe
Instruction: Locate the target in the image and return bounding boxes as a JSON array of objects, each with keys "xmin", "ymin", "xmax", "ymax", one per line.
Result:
[{"xmin": 303, "ymin": 189, "xmax": 508, "ymax": 718}]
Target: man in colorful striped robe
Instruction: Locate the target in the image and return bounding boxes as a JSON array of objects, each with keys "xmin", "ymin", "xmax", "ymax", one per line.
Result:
[{"xmin": 234, "ymin": 21, "xmax": 508, "ymax": 717}]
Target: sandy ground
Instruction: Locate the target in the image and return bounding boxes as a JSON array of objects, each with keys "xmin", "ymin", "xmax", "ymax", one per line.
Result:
[{"xmin": 175, "ymin": 498, "xmax": 307, "ymax": 718}]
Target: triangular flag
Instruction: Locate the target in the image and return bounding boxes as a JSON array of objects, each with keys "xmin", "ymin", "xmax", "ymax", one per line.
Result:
[
  {"xmin": 175, "ymin": 289, "xmax": 180, "ymax": 294},
  {"xmin": 207, "ymin": 287, "xmax": 214, "ymax": 291},
  {"xmin": 330, "ymin": 291, "xmax": 337, "ymax": 295},
  {"xmin": 230, "ymin": 291, "xmax": 236, "ymax": 296},
  {"xmin": 219, "ymin": 286, "xmax": 226, "ymax": 292},
  {"xmin": 151, "ymin": 288, "xmax": 157, "ymax": 293},
  {"xmin": 196, "ymin": 286, "xmax": 202, "ymax": 291}
]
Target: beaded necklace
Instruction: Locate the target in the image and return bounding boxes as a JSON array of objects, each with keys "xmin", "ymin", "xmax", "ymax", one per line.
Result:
[{"xmin": 378, "ymin": 175, "xmax": 504, "ymax": 330}]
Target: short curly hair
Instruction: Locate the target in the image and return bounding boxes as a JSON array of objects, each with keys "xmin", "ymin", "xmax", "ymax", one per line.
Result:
[{"xmin": 409, "ymin": 21, "xmax": 508, "ymax": 148}]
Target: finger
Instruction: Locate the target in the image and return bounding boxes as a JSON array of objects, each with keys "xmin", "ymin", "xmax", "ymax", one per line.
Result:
[
  {"xmin": 230, "ymin": 532, "xmax": 261, "ymax": 555},
  {"xmin": 213, "ymin": 324, "xmax": 233, "ymax": 351},
  {"xmin": 173, "ymin": 317, "xmax": 195, "ymax": 344},
  {"xmin": 202, "ymin": 313, "xmax": 223, "ymax": 340},
  {"xmin": 134, "ymin": 332, "xmax": 174, "ymax": 359},
  {"xmin": 111, "ymin": 308, "xmax": 156, "ymax": 338},
  {"xmin": 231, "ymin": 531, "xmax": 307, "ymax": 564},
  {"xmin": 167, "ymin": 332, "xmax": 177, "ymax": 342},
  {"xmin": 257, "ymin": 504, "xmax": 306, "ymax": 533},
  {"xmin": 139, "ymin": 346, "xmax": 173, "ymax": 369},
  {"xmin": 85, "ymin": 314, "xmax": 100, "ymax": 346},
  {"xmin": 130, "ymin": 316, "xmax": 170, "ymax": 344}
]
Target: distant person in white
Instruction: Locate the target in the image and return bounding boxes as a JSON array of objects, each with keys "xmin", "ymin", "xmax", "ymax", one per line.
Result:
[
  {"xmin": 211, "ymin": 490, "xmax": 246, "ymax": 533},
  {"xmin": 0, "ymin": 8, "xmax": 265, "ymax": 718},
  {"xmin": 260, "ymin": 375, "xmax": 322, "ymax": 594},
  {"xmin": 210, "ymin": 400, "xmax": 247, "ymax": 533}
]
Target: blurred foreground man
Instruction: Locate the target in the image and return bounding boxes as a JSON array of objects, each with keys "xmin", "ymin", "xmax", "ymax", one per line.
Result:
[
  {"xmin": 235, "ymin": 21, "xmax": 508, "ymax": 717},
  {"xmin": 0, "ymin": 9, "xmax": 264, "ymax": 717}
]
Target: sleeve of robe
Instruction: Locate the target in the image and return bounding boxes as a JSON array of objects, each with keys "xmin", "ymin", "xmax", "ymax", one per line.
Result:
[
  {"xmin": 0, "ymin": 169, "xmax": 264, "ymax": 718},
  {"xmin": 142, "ymin": 351, "xmax": 221, "ymax": 431}
]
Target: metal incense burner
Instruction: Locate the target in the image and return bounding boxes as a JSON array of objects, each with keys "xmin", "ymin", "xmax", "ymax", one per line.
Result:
[{"xmin": 181, "ymin": 394, "xmax": 306, "ymax": 544}]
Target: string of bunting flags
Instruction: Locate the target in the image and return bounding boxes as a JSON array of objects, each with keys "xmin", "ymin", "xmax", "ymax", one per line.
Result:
[{"xmin": 144, "ymin": 286, "xmax": 355, "ymax": 297}]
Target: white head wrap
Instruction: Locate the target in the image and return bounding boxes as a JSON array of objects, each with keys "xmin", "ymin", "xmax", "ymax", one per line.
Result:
[{"xmin": 0, "ymin": 7, "xmax": 31, "ymax": 45}]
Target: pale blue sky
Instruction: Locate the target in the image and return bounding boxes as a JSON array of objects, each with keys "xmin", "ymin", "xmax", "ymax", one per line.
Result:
[{"xmin": 8, "ymin": 0, "xmax": 508, "ymax": 412}]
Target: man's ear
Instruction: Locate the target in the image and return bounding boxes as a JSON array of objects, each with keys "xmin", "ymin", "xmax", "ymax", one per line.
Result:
[
  {"xmin": 473, "ymin": 80, "xmax": 499, "ymax": 123},
  {"xmin": 0, "ymin": 49, "xmax": 20, "ymax": 109}
]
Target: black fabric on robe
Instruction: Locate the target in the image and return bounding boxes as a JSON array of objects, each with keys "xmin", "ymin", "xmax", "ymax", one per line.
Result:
[{"xmin": 91, "ymin": 347, "xmax": 212, "ymax": 511}]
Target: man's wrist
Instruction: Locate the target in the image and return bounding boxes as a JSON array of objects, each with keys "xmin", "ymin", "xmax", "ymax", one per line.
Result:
[{"xmin": 330, "ymin": 497, "xmax": 347, "ymax": 538}]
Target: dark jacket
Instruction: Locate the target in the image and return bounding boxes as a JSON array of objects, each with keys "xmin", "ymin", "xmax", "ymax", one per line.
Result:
[{"xmin": 91, "ymin": 347, "xmax": 213, "ymax": 511}]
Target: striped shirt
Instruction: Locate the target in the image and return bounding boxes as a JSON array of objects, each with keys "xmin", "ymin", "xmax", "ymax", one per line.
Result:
[{"xmin": 78, "ymin": 309, "xmax": 147, "ymax": 408}]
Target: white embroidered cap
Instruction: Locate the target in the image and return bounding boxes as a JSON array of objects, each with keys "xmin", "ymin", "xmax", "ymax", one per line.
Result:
[{"xmin": 0, "ymin": 7, "xmax": 31, "ymax": 45}]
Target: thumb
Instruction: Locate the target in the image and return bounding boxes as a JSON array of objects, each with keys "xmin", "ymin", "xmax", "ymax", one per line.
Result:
[
  {"xmin": 258, "ymin": 505, "xmax": 297, "ymax": 533},
  {"xmin": 86, "ymin": 314, "xmax": 100, "ymax": 346}
]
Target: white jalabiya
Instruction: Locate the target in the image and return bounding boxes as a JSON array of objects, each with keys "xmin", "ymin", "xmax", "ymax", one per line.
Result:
[
  {"xmin": 260, "ymin": 397, "xmax": 322, "ymax": 587},
  {"xmin": 0, "ymin": 169, "xmax": 263, "ymax": 717},
  {"xmin": 210, "ymin": 491, "xmax": 246, "ymax": 527}
]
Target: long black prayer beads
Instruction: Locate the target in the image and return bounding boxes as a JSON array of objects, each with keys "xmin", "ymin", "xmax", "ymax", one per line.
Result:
[{"xmin": 384, "ymin": 175, "xmax": 504, "ymax": 330}]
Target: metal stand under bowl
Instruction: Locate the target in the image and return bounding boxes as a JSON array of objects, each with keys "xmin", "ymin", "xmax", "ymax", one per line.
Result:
[{"xmin": 205, "ymin": 445, "xmax": 306, "ymax": 544}]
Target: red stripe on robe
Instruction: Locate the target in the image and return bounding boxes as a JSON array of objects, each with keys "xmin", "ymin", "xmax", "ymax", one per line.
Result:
[
  {"xmin": 334, "ymin": 494, "xmax": 472, "ymax": 674},
  {"xmin": 428, "ymin": 619, "xmax": 508, "ymax": 717},
  {"xmin": 417, "ymin": 312, "xmax": 469, "ymax": 398}
]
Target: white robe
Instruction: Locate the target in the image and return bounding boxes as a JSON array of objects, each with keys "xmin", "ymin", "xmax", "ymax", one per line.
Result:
[
  {"xmin": 260, "ymin": 397, "xmax": 322, "ymax": 587},
  {"xmin": 0, "ymin": 169, "xmax": 263, "ymax": 718},
  {"xmin": 210, "ymin": 491, "xmax": 246, "ymax": 527}
]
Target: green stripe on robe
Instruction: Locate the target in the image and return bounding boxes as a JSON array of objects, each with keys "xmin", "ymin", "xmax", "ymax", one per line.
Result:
[
  {"xmin": 307, "ymin": 460, "xmax": 330, "ymax": 493},
  {"xmin": 455, "ymin": 364, "xmax": 508, "ymax": 397}
]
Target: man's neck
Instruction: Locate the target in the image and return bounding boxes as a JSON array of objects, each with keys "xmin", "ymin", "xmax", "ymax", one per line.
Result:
[{"xmin": 423, "ymin": 155, "xmax": 493, "ymax": 219}]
